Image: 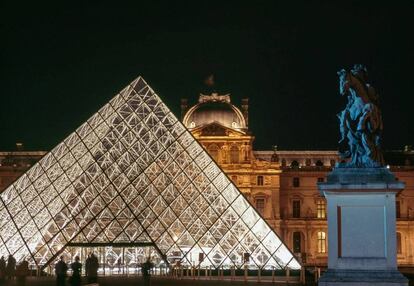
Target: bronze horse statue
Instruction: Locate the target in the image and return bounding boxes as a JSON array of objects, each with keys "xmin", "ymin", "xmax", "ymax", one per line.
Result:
[{"xmin": 337, "ymin": 65, "xmax": 384, "ymax": 167}]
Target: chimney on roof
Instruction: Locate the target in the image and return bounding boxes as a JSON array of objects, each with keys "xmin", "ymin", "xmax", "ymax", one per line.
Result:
[
  {"xmin": 181, "ymin": 98, "xmax": 188, "ymax": 121},
  {"xmin": 16, "ymin": 142, "xmax": 24, "ymax": 151},
  {"xmin": 241, "ymin": 98, "xmax": 249, "ymax": 127}
]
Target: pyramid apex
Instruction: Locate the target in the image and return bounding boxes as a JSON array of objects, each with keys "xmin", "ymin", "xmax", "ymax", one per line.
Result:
[{"xmin": 130, "ymin": 75, "xmax": 148, "ymax": 93}]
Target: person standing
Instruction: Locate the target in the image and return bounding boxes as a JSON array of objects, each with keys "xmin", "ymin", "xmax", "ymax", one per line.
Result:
[
  {"xmin": 69, "ymin": 256, "xmax": 82, "ymax": 286},
  {"xmin": 141, "ymin": 258, "xmax": 154, "ymax": 286},
  {"xmin": 55, "ymin": 256, "xmax": 68, "ymax": 286},
  {"xmin": 6, "ymin": 255, "xmax": 16, "ymax": 281},
  {"xmin": 86, "ymin": 253, "xmax": 99, "ymax": 284},
  {"xmin": 84, "ymin": 254, "xmax": 91, "ymax": 283},
  {"xmin": 89, "ymin": 253, "xmax": 99, "ymax": 283},
  {"xmin": 117, "ymin": 257, "xmax": 121, "ymax": 275},
  {"xmin": 0, "ymin": 256, "xmax": 6, "ymax": 285},
  {"xmin": 15, "ymin": 259, "xmax": 29, "ymax": 286}
]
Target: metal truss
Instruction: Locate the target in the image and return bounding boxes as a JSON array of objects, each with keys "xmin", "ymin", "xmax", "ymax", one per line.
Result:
[{"xmin": 0, "ymin": 77, "xmax": 300, "ymax": 270}]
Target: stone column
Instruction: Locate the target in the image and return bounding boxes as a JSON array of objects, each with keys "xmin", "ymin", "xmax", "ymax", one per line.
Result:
[{"xmin": 318, "ymin": 168, "xmax": 408, "ymax": 286}]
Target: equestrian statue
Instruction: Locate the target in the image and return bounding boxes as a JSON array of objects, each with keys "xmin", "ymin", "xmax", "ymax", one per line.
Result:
[{"xmin": 337, "ymin": 64, "xmax": 385, "ymax": 167}]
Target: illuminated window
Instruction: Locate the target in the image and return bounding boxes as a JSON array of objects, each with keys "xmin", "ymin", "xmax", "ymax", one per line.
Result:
[
  {"xmin": 317, "ymin": 231, "xmax": 326, "ymax": 253},
  {"xmin": 230, "ymin": 145, "xmax": 239, "ymax": 164},
  {"xmin": 316, "ymin": 200, "xmax": 326, "ymax": 218},
  {"xmin": 257, "ymin": 175, "xmax": 264, "ymax": 186},
  {"xmin": 396, "ymin": 201, "xmax": 401, "ymax": 218},
  {"xmin": 208, "ymin": 144, "xmax": 219, "ymax": 162},
  {"xmin": 293, "ymin": 177, "xmax": 300, "ymax": 187},
  {"xmin": 293, "ymin": 232, "xmax": 302, "ymax": 253},
  {"xmin": 397, "ymin": 232, "xmax": 402, "ymax": 254},
  {"xmin": 256, "ymin": 198, "xmax": 265, "ymax": 216},
  {"xmin": 292, "ymin": 200, "xmax": 301, "ymax": 218}
]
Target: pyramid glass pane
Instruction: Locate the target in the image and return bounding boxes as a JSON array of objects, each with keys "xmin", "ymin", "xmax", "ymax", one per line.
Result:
[{"xmin": 0, "ymin": 76, "xmax": 300, "ymax": 270}]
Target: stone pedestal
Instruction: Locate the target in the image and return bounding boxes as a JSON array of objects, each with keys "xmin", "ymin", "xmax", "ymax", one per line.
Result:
[{"xmin": 318, "ymin": 168, "xmax": 408, "ymax": 286}]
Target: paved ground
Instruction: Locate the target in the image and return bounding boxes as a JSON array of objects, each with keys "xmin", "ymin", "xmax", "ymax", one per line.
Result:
[
  {"xmin": 1, "ymin": 272, "xmax": 413, "ymax": 285},
  {"xmin": 0, "ymin": 276, "xmax": 302, "ymax": 286}
]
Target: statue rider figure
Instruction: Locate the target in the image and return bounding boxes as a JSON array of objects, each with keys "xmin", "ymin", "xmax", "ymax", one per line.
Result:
[{"xmin": 337, "ymin": 64, "xmax": 384, "ymax": 167}]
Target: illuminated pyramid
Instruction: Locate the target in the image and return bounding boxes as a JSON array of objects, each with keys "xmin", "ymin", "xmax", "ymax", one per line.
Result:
[{"xmin": 0, "ymin": 77, "xmax": 300, "ymax": 270}]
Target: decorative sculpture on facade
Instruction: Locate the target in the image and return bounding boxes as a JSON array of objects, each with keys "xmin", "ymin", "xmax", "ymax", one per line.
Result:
[{"xmin": 337, "ymin": 64, "xmax": 384, "ymax": 167}]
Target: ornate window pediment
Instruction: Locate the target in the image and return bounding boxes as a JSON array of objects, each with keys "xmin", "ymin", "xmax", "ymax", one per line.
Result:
[{"xmin": 201, "ymin": 123, "xmax": 228, "ymax": 136}]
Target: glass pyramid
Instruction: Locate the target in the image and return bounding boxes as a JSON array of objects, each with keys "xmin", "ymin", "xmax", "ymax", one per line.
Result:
[{"xmin": 0, "ymin": 77, "xmax": 300, "ymax": 270}]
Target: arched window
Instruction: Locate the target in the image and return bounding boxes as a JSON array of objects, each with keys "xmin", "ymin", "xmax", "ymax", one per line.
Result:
[
  {"xmin": 293, "ymin": 232, "xmax": 302, "ymax": 253},
  {"xmin": 315, "ymin": 160, "xmax": 324, "ymax": 167},
  {"xmin": 305, "ymin": 159, "xmax": 311, "ymax": 166},
  {"xmin": 230, "ymin": 145, "xmax": 239, "ymax": 164},
  {"xmin": 290, "ymin": 160, "xmax": 299, "ymax": 168},
  {"xmin": 208, "ymin": 144, "xmax": 219, "ymax": 162},
  {"xmin": 281, "ymin": 159, "xmax": 287, "ymax": 167},
  {"xmin": 317, "ymin": 231, "xmax": 326, "ymax": 253},
  {"xmin": 397, "ymin": 232, "xmax": 402, "ymax": 254}
]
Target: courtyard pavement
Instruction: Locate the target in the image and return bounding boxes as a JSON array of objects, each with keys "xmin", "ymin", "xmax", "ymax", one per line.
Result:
[
  {"xmin": 1, "ymin": 272, "xmax": 413, "ymax": 286},
  {"xmin": 0, "ymin": 276, "xmax": 302, "ymax": 286}
]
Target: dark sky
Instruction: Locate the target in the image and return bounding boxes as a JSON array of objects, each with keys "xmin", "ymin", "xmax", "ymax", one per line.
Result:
[{"xmin": 1, "ymin": 1, "xmax": 413, "ymax": 151}]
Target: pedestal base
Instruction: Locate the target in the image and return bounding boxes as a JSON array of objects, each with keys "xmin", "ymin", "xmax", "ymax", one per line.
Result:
[
  {"xmin": 319, "ymin": 269, "xmax": 408, "ymax": 286},
  {"xmin": 318, "ymin": 168, "xmax": 408, "ymax": 286}
]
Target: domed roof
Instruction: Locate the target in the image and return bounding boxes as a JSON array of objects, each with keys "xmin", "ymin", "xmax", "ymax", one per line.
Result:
[{"xmin": 183, "ymin": 93, "xmax": 247, "ymax": 131}]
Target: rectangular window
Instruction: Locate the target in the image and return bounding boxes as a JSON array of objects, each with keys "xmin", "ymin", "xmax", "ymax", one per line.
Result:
[
  {"xmin": 257, "ymin": 175, "xmax": 264, "ymax": 186},
  {"xmin": 397, "ymin": 233, "xmax": 402, "ymax": 254},
  {"xmin": 256, "ymin": 198, "xmax": 265, "ymax": 216},
  {"xmin": 231, "ymin": 175, "xmax": 237, "ymax": 184},
  {"xmin": 317, "ymin": 231, "xmax": 326, "ymax": 253},
  {"xmin": 293, "ymin": 232, "xmax": 302, "ymax": 253},
  {"xmin": 396, "ymin": 201, "xmax": 401, "ymax": 218},
  {"xmin": 293, "ymin": 177, "xmax": 300, "ymax": 187},
  {"xmin": 317, "ymin": 177, "xmax": 324, "ymax": 183},
  {"xmin": 292, "ymin": 200, "xmax": 301, "ymax": 218},
  {"xmin": 317, "ymin": 200, "xmax": 326, "ymax": 219}
]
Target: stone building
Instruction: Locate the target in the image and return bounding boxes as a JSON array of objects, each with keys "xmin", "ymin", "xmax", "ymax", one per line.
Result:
[
  {"xmin": 1, "ymin": 91, "xmax": 413, "ymax": 269},
  {"xmin": 0, "ymin": 149, "xmax": 46, "ymax": 191},
  {"xmin": 181, "ymin": 91, "xmax": 414, "ymax": 268}
]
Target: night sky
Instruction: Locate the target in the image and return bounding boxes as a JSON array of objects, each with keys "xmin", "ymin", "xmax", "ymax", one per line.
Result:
[{"xmin": 1, "ymin": 1, "xmax": 413, "ymax": 151}]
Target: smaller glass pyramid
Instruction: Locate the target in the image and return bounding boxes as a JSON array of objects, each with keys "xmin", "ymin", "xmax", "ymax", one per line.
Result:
[{"xmin": 0, "ymin": 77, "xmax": 300, "ymax": 270}]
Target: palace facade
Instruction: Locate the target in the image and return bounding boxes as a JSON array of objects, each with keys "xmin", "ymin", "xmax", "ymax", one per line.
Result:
[{"xmin": 180, "ymin": 91, "xmax": 414, "ymax": 268}]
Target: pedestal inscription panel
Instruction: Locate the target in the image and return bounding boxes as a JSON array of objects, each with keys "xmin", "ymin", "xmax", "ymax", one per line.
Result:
[{"xmin": 341, "ymin": 205, "xmax": 385, "ymax": 258}]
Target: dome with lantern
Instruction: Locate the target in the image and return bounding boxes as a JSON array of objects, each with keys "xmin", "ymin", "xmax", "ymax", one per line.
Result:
[{"xmin": 182, "ymin": 92, "xmax": 247, "ymax": 132}]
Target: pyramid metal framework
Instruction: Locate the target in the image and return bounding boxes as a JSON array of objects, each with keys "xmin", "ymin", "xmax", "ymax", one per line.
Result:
[{"xmin": 0, "ymin": 77, "xmax": 300, "ymax": 270}]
